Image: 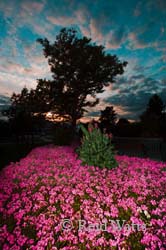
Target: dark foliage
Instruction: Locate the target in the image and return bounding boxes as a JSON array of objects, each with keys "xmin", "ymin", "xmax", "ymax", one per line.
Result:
[
  {"xmin": 99, "ymin": 106, "xmax": 117, "ymax": 133},
  {"xmin": 140, "ymin": 94, "xmax": 165, "ymax": 137},
  {"xmin": 36, "ymin": 28, "xmax": 127, "ymax": 127}
]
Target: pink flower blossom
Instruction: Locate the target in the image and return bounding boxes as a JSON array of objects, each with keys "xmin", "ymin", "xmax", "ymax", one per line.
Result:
[{"xmin": 0, "ymin": 145, "xmax": 165, "ymax": 249}]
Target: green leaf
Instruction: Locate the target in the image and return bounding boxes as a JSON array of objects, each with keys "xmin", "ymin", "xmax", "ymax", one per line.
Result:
[{"xmin": 80, "ymin": 124, "xmax": 89, "ymax": 136}]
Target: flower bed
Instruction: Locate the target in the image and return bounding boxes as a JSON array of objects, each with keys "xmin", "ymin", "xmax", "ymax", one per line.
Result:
[{"xmin": 0, "ymin": 145, "xmax": 166, "ymax": 250}]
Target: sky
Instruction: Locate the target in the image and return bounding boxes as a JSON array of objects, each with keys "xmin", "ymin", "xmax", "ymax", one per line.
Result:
[{"xmin": 0, "ymin": 0, "xmax": 166, "ymax": 120}]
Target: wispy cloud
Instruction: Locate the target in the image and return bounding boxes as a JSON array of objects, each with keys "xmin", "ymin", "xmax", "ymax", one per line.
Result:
[
  {"xmin": 133, "ymin": 2, "xmax": 141, "ymax": 17},
  {"xmin": 105, "ymin": 27, "xmax": 127, "ymax": 49},
  {"xmin": 47, "ymin": 16, "xmax": 76, "ymax": 27},
  {"xmin": 0, "ymin": 52, "xmax": 51, "ymax": 95},
  {"xmin": 89, "ymin": 19, "xmax": 104, "ymax": 43},
  {"xmin": 127, "ymin": 32, "xmax": 155, "ymax": 50},
  {"xmin": 21, "ymin": 0, "xmax": 44, "ymax": 14}
]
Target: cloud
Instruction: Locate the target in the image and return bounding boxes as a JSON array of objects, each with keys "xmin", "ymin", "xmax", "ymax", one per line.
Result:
[
  {"xmin": 0, "ymin": 0, "xmax": 165, "ymax": 120},
  {"xmin": 0, "ymin": 0, "xmax": 18, "ymax": 18},
  {"xmin": 46, "ymin": 10, "xmax": 106, "ymax": 44},
  {"xmin": 105, "ymin": 26, "xmax": 127, "ymax": 49},
  {"xmin": 130, "ymin": 74, "xmax": 145, "ymax": 81},
  {"xmin": 0, "ymin": 60, "xmax": 30, "ymax": 76},
  {"xmin": 21, "ymin": 0, "xmax": 44, "ymax": 14},
  {"xmin": 0, "ymin": 0, "xmax": 53, "ymax": 41},
  {"xmin": 31, "ymin": 22, "xmax": 54, "ymax": 39},
  {"xmin": 159, "ymin": 66, "xmax": 166, "ymax": 72},
  {"xmin": 0, "ymin": 52, "xmax": 51, "ymax": 95},
  {"xmin": 0, "ymin": 94, "xmax": 11, "ymax": 111},
  {"xmin": 88, "ymin": 99, "xmax": 132, "ymax": 120},
  {"xmin": 89, "ymin": 19, "xmax": 104, "ymax": 43},
  {"xmin": 127, "ymin": 32, "xmax": 152, "ymax": 50},
  {"xmin": 79, "ymin": 25, "xmax": 91, "ymax": 37},
  {"xmin": 102, "ymin": 74, "xmax": 166, "ymax": 120},
  {"xmin": 85, "ymin": 91, "xmax": 129, "ymax": 120},
  {"xmin": 93, "ymin": 54, "xmax": 166, "ymax": 120},
  {"xmin": 0, "ymin": 94, "xmax": 10, "ymax": 104},
  {"xmin": 133, "ymin": 2, "xmax": 142, "ymax": 17},
  {"xmin": 74, "ymin": 8, "xmax": 89, "ymax": 24},
  {"xmin": 153, "ymin": 0, "xmax": 166, "ymax": 10},
  {"xmin": 45, "ymin": 2, "xmax": 124, "ymax": 47},
  {"xmin": 0, "ymin": 71, "xmax": 33, "ymax": 94},
  {"xmin": 126, "ymin": 16, "xmax": 165, "ymax": 50},
  {"xmin": 105, "ymin": 92, "xmax": 147, "ymax": 119},
  {"xmin": 47, "ymin": 16, "xmax": 76, "ymax": 27}
]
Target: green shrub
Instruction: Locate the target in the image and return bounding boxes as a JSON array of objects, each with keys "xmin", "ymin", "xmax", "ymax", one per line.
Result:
[{"xmin": 76, "ymin": 124, "xmax": 118, "ymax": 169}]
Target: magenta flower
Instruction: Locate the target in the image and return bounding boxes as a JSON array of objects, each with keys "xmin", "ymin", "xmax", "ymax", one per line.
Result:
[{"xmin": 0, "ymin": 145, "xmax": 165, "ymax": 249}]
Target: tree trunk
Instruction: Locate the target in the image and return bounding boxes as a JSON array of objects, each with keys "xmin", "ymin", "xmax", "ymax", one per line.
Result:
[
  {"xmin": 71, "ymin": 116, "xmax": 77, "ymax": 144},
  {"xmin": 72, "ymin": 116, "xmax": 77, "ymax": 131}
]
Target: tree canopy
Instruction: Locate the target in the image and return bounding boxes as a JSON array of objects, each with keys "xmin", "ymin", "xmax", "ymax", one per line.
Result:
[
  {"xmin": 99, "ymin": 106, "xmax": 117, "ymax": 133},
  {"xmin": 140, "ymin": 94, "xmax": 164, "ymax": 121},
  {"xmin": 146, "ymin": 94, "xmax": 164, "ymax": 116},
  {"xmin": 140, "ymin": 94, "xmax": 165, "ymax": 137},
  {"xmin": 11, "ymin": 27, "xmax": 127, "ymax": 127},
  {"xmin": 36, "ymin": 28, "xmax": 127, "ymax": 126}
]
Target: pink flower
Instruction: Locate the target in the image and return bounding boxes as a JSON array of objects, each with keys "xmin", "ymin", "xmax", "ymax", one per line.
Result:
[
  {"xmin": 88, "ymin": 124, "xmax": 93, "ymax": 132},
  {"xmin": 0, "ymin": 146, "xmax": 165, "ymax": 249}
]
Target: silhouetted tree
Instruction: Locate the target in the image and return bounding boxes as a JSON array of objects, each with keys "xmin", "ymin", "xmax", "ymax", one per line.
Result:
[
  {"xmin": 99, "ymin": 106, "xmax": 117, "ymax": 133},
  {"xmin": 140, "ymin": 94, "xmax": 164, "ymax": 121},
  {"xmin": 115, "ymin": 118, "xmax": 130, "ymax": 137},
  {"xmin": 117, "ymin": 118, "xmax": 130, "ymax": 126},
  {"xmin": 35, "ymin": 28, "xmax": 127, "ymax": 128},
  {"xmin": 10, "ymin": 85, "xmax": 50, "ymax": 114},
  {"xmin": 0, "ymin": 120, "xmax": 11, "ymax": 137},
  {"xmin": 145, "ymin": 94, "xmax": 164, "ymax": 117},
  {"xmin": 161, "ymin": 111, "xmax": 166, "ymax": 140},
  {"xmin": 114, "ymin": 118, "xmax": 142, "ymax": 137},
  {"xmin": 140, "ymin": 94, "xmax": 165, "ymax": 137},
  {"xmin": 10, "ymin": 88, "xmax": 35, "ymax": 143}
]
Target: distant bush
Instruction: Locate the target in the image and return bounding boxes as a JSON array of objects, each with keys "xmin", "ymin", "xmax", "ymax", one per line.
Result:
[
  {"xmin": 53, "ymin": 124, "xmax": 74, "ymax": 145},
  {"xmin": 0, "ymin": 120, "xmax": 11, "ymax": 137},
  {"xmin": 76, "ymin": 123, "xmax": 118, "ymax": 169}
]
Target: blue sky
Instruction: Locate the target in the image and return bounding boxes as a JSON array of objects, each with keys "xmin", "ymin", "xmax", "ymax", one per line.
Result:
[{"xmin": 0, "ymin": 0, "xmax": 166, "ymax": 120}]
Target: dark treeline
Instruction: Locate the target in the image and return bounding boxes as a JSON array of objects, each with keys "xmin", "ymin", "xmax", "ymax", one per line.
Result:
[
  {"xmin": 1, "ymin": 93, "xmax": 166, "ymax": 143},
  {"xmin": 78, "ymin": 94, "xmax": 166, "ymax": 140}
]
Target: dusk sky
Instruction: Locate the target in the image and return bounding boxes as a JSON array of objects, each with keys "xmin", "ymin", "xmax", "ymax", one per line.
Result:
[{"xmin": 0, "ymin": 0, "xmax": 166, "ymax": 120}]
